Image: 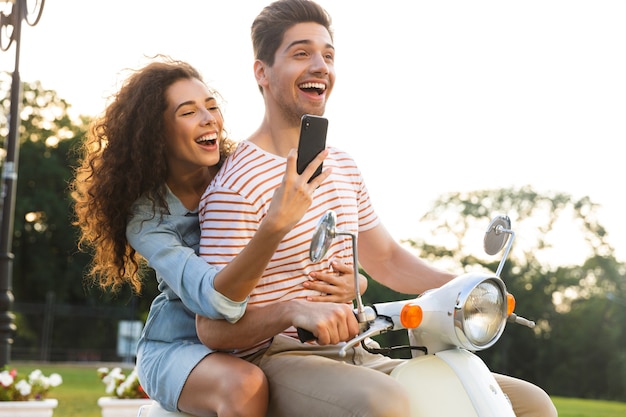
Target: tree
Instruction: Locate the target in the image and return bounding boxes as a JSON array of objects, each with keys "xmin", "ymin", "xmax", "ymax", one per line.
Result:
[
  {"xmin": 1, "ymin": 73, "xmax": 95, "ymax": 305},
  {"xmin": 362, "ymin": 186, "xmax": 626, "ymax": 401},
  {"xmin": 1, "ymin": 73, "xmax": 158, "ymax": 361}
]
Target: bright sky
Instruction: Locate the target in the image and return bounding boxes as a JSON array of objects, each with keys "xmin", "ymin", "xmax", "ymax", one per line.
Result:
[{"xmin": 2, "ymin": 0, "xmax": 626, "ymax": 263}]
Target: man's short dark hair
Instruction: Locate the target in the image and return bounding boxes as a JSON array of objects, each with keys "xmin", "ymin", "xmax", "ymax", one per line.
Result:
[{"xmin": 251, "ymin": 0, "xmax": 333, "ymax": 67}]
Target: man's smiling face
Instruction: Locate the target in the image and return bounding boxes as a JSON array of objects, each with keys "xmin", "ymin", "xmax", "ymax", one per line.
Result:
[{"xmin": 262, "ymin": 22, "xmax": 335, "ymax": 124}]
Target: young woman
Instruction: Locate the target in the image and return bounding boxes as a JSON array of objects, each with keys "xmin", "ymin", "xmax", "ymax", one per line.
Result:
[{"xmin": 71, "ymin": 56, "xmax": 363, "ymax": 417}]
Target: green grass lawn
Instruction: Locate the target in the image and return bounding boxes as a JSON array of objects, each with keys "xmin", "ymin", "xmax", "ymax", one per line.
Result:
[
  {"xmin": 7, "ymin": 362, "xmax": 626, "ymax": 417},
  {"xmin": 552, "ymin": 396, "xmax": 626, "ymax": 417}
]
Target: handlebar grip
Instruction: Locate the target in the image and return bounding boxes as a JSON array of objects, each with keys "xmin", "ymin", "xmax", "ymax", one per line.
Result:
[
  {"xmin": 515, "ymin": 316, "xmax": 536, "ymax": 329},
  {"xmin": 296, "ymin": 327, "xmax": 316, "ymax": 343},
  {"xmin": 508, "ymin": 313, "xmax": 536, "ymax": 329}
]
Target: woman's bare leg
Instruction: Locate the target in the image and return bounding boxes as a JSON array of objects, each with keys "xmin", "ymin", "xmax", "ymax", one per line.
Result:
[{"xmin": 178, "ymin": 352, "xmax": 268, "ymax": 417}]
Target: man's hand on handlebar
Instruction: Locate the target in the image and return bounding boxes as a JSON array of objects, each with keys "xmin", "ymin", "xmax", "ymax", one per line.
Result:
[{"xmin": 292, "ymin": 301, "xmax": 360, "ymax": 345}]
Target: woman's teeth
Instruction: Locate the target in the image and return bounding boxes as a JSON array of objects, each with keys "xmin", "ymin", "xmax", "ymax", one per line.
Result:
[{"xmin": 196, "ymin": 134, "xmax": 217, "ymax": 145}]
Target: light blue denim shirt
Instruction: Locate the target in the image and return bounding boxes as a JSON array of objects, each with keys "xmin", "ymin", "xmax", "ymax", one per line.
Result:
[
  {"xmin": 127, "ymin": 186, "xmax": 247, "ymax": 333},
  {"xmin": 129, "ymin": 186, "xmax": 247, "ymax": 410}
]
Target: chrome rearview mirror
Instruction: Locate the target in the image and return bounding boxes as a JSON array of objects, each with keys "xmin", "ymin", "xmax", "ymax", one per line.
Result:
[
  {"xmin": 484, "ymin": 215, "xmax": 511, "ymax": 255},
  {"xmin": 310, "ymin": 210, "xmax": 337, "ymax": 262},
  {"xmin": 484, "ymin": 215, "xmax": 515, "ymax": 277},
  {"xmin": 309, "ymin": 210, "xmax": 368, "ymax": 322}
]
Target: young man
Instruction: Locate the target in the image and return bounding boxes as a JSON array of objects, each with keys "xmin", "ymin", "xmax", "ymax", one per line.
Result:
[{"xmin": 196, "ymin": 1, "xmax": 558, "ymax": 416}]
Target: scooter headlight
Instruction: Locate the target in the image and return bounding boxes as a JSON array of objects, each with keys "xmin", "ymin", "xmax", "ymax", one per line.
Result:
[{"xmin": 454, "ymin": 278, "xmax": 507, "ymax": 350}]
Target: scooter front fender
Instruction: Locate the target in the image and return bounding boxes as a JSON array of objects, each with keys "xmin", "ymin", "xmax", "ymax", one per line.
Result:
[{"xmin": 390, "ymin": 349, "xmax": 515, "ymax": 417}]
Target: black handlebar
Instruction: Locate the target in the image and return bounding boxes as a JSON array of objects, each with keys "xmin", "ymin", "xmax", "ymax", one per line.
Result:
[{"xmin": 296, "ymin": 327, "xmax": 316, "ymax": 343}]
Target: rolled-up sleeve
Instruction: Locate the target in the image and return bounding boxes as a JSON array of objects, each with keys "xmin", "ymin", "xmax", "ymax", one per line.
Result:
[{"xmin": 127, "ymin": 194, "xmax": 247, "ymax": 323}]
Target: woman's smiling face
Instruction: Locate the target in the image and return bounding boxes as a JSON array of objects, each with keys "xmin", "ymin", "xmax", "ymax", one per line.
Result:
[{"xmin": 163, "ymin": 77, "xmax": 224, "ymax": 172}]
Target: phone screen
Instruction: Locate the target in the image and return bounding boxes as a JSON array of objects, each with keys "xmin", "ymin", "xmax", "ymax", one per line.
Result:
[{"xmin": 297, "ymin": 114, "xmax": 328, "ymax": 182}]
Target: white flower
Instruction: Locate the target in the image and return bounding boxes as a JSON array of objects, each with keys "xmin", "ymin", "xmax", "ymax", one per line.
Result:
[
  {"xmin": 29, "ymin": 372, "xmax": 50, "ymax": 390},
  {"xmin": 102, "ymin": 367, "xmax": 125, "ymax": 395},
  {"xmin": 0, "ymin": 370, "xmax": 14, "ymax": 387},
  {"xmin": 0, "ymin": 368, "xmax": 62, "ymax": 401},
  {"xmin": 115, "ymin": 381, "xmax": 127, "ymax": 397},
  {"xmin": 48, "ymin": 373, "xmax": 63, "ymax": 387},
  {"xmin": 98, "ymin": 366, "xmax": 146, "ymax": 399},
  {"xmin": 15, "ymin": 379, "xmax": 32, "ymax": 397},
  {"xmin": 28, "ymin": 370, "xmax": 43, "ymax": 382}
]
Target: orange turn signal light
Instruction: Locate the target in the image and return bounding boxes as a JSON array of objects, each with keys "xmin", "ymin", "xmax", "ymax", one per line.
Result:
[
  {"xmin": 506, "ymin": 293, "xmax": 516, "ymax": 316},
  {"xmin": 400, "ymin": 303, "xmax": 423, "ymax": 329}
]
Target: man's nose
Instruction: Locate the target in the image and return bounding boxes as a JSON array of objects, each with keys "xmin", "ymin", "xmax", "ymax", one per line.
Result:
[{"xmin": 310, "ymin": 52, "xmax": 329, "ymax": 75}]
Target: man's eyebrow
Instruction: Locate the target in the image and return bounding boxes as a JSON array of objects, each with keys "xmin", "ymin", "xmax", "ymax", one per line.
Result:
[{"xmin": 284, "ymin": 39, "xmax": 335, "ymax": 52}]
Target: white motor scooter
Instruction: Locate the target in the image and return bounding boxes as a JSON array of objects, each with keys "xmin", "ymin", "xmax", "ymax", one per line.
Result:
[
  {"xmin": 304, "ymin": 210, "xmax": 535, "ymax": 417},
  {"xmin": 138, "ymin": 212, "xmax": 534, "ymax": 417}
]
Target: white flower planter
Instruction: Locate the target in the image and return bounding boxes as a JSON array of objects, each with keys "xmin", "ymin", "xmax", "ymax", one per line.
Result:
[
  {"xmin": 0, "ymin": 398, "xmax": 58, "ymax": 417},
  {"xmin": 98, "ymin": 397, "xmax": 154, "ymax": 417}
]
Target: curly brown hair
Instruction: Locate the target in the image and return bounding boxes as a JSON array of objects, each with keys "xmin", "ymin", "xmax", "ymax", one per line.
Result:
[{"xmin": 71, "ymin": 56, "xmax": 236, "ymax": 294}]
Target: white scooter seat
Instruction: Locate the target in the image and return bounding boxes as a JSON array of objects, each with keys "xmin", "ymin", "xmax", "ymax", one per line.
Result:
[{"xmin": 137, "ymin": 402, "xmax": 197, "ymax": 417}]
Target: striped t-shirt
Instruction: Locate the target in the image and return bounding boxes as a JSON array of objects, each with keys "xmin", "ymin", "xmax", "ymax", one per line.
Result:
[{"xmin": 198, "ymin": 140, "xmax": 379, "ymax": 356}]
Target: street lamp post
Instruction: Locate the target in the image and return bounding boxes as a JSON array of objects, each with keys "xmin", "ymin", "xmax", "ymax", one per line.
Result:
[{"xmin": 0, "ymin": 0, "xmax": 45, "ymax": 367}]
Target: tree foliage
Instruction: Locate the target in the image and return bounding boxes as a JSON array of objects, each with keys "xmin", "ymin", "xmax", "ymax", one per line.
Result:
[
  {"xmin": 363, "ymin": 186, "xmax": 626, "ymax": 401},
  {"xmin": 1, "ymin": 74, "xmax": 87, "ymax": 303},
  {"xmin": 1, "ymin": 73, "xmax": 158, "ymax": 361}
]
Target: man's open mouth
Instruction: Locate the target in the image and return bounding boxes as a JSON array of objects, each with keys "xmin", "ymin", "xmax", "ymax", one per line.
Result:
[{"xmin": 299, "ymin": 82, "xmax": 326, "ymax": 95}]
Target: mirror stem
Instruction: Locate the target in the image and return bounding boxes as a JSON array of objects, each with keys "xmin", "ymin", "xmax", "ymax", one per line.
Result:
[
  {"xmin": 346, "ymin": 233, "xmax": 366, "ymax": 322},
  {"xmin": 495, "ymin": 226, "xmax": 515, "ymax": 277}
]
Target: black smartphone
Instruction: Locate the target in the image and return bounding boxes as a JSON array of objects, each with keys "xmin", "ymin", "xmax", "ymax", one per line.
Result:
[{"xmin": 297, "ymin": 114, "xmax": 328, "ymax": 182}]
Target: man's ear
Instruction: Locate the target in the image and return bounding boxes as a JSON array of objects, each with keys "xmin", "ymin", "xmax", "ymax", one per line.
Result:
[{"xmin": 254, "ymin": 59, "xmax": 269, "ymax": 90}]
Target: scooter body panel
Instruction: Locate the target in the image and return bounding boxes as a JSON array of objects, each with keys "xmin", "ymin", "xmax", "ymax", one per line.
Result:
[
  {"xmin": 390, "ymin": 349, "xmax": 515, "ymax": 417},
  {"xmin": 137, "ymin": 404, "xmax": 195, "ymax": 417}
]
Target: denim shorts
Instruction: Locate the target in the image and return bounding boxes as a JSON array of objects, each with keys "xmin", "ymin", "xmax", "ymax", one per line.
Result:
[{"xmin": 136, "ymin": 294, "xmax": 215, "ymax": 412}]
